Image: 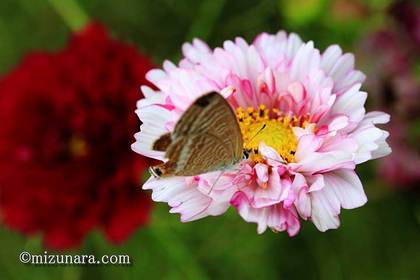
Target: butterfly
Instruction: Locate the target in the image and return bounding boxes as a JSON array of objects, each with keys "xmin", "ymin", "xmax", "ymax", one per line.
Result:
[{"xmin": 149, "ymin": 91, "xmax": 245, "ymax": 177}]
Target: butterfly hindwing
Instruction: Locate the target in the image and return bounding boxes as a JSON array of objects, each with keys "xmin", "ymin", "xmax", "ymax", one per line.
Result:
[{"xmin": 174, "ymin": 133, "xmax": 232, "ymax": 176}]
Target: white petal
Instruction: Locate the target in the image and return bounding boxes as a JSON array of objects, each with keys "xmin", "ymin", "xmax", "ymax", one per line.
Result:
[
  {"xmin": 139, "ymin": 86, "xmax": 166, "ymax": 107},
  {"xmin": 295, "ymin": 150, "xmax": 354, "ymax": 174},
  {"xmin": 328, "ymin": 115, "xmax": 349, "ymax": 132},
  {"xmin": 321, "ymin": 47, "xmax": 366, "ymax": 95},
  {"xmin": 334, "ymin": 70, "xmax": 366, "ymax": 95},
  {"xmin": 146, "ymin": 69, "xmax": 167, "ymax": 84},
  {"xmin": 310, "ymin": 169, "xmax": 367, "ymax": 231},
  {"xmin": 351, "ymin": 125, "xmax": 384, "ymax": 164},
  {"xmin": 253, "ymin": 170, "xmax": 285, "ymax": 208},
  {"xmin": 255, "ymin": 163, "xmax": 269, "ymax": 183},
  {"xmin": 329, "ymin": 53, "xmax": 355, "ymax": 84},
  {"xmin": 145, "ymin": 176, "xmax": 229, "ymax": 222},
  {"xmin": 132, "ymin": 105, "xmax": 173, "ymax": 160},
  {"xmin": 259, "ymin": 142, "xmax": 284, "ymax": 165},
  {"xmin": 182, "ymin": 39, "xmax": 211, "ymax": 64},
  {"xmin": 311, "ymin": 188, "xmax": 340, "ymax": 231},
  {"xmin": 231, "ymin": 192, "xmax": 268, "ymax": 233},
  {"xmin": 294, "ymin": 134, "xmax": 323, "ymax": 160},
  {"xmin": 371, "ymin": 130, "xmax": 392, "ymax": 160},
  {"xmin": 292, "ymin": 174, "xmax": 311, "ymax": 219},
  {"xmin": 330, "ymin": 83, "xmax": 366, "ymax": 125},
  {"xmin": 290, "ymin": 41, "xmax": 321, "ymax": 81},
  {"xmin": 321, "ymin": 45, "xmax": 342, "ymax": 74},
  {"xmin": 286, "ymin": 33, "xmax": 304, "ymax": 58},
  {"xmin": 361, "ymin": 111, "xmax": 390, "ymax": 125},
  {"xmin": 163, "ymin": 60, "xmax": 176, "ymax": 72},
  {"xmin": 308, "ymin": 174, "xmax": 324, "ymax": 192},
  {"xmin": 323, "ymin": 169, "xmax": 367, "ymax": 209}
]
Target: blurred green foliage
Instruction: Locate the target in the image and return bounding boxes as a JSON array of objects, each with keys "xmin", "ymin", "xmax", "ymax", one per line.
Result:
[{"xmin": 0, "ymin": 0, "xmax": 419, "ymax": 279}]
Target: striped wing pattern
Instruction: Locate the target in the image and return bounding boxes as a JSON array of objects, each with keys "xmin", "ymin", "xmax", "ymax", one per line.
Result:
[{"xmin": 151, "ymin": 92, "xmax": 243, "ymax": 176}]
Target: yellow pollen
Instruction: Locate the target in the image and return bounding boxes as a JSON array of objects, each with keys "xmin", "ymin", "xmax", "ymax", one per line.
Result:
[{"xmin": 236, "ymin": 106, "xmax": 308, "ymax": 163}]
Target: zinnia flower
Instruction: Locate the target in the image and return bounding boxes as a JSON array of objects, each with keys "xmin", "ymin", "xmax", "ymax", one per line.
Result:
[
  {"xmin": 0, "ymin": 23, "xmax": 153, "ymax": 249},
  {"xmin": 133, "ymin": 31, "xmax": 391, "ymax": 234}
]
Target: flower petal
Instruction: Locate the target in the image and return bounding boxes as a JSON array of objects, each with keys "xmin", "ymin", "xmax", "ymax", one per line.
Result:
[
  {"xmin": 144, "ymin": 176, "xmax": 229, "ymax": 222},
  {"xmin": 310, "ymin": 169, "xmax": 367, "ymax": 231}
]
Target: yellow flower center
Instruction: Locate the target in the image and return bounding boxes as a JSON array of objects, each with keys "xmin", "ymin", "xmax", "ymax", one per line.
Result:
[
  {"xmin": 236, "ymin": 105, "xmax": 307, "ymax": 163},
  {"xmin": 69, "ymin": 135, "xmax": 87, "ymax": 157}
]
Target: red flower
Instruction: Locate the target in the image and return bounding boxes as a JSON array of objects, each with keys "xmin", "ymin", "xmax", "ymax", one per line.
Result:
[{"xmin": 0, "ymin": 23, "xmax": 153, "ymax": 249}]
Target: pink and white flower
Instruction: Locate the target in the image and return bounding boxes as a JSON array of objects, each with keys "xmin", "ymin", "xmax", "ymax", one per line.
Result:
[{"xmin": 132, "ymin": 31, "xmax": 391, "ymax": 235}]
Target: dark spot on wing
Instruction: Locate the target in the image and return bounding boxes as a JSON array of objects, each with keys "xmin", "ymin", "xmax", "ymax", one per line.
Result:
[{"xmin": 195, "ymin": 92, "xmax": 218, "ymax": 107}]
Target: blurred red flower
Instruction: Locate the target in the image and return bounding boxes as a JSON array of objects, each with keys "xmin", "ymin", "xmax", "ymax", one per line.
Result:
[
  {"xmin": 359, "ymin": 1, "xmax": 420, "ymax": 189},
  {"xmin": 0, "ymin": 23, "xmax": 153, "ymax": 249}
]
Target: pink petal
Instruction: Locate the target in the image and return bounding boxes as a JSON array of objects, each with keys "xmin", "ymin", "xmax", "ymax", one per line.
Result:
[
  {"xmin": 255, "ymin": 163, "xmax": 269, "ymax": 185},
  {"xmin": 292, "ymin": 174, "xmax": 311, "ymax": 219},
  {"xmin": 308, "ymin": 174, "xmax": 325, "ymax": 192}
]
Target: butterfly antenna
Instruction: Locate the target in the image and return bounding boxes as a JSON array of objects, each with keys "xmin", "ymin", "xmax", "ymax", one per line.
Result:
[
  {"xmin": 246, "ymin": 124, "xmax": 286, "ymax": 164},
  {"xmin": 248, "ymin": 124, "xmax": 267, "ymax": 143}
]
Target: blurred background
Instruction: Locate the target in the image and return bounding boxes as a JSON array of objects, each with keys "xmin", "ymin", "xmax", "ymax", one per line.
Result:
[{"xmin": 0, "ymin": 0, "xmax": 419, "ymax": 279}]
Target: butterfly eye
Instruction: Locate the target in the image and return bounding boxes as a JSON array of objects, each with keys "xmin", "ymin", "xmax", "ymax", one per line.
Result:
[
  {"xmin": 242, "ymin": 149, "xmax": 251, "ymax": 160},
  {"xmin": 149, "ymin": 166, "xmax": 162, "ymax": 177}
]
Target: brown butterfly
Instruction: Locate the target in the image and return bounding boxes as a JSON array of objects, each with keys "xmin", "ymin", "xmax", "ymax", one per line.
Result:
[{"xmin": 149, "ymin": 91, "xmax": 245, "ymax": 177}]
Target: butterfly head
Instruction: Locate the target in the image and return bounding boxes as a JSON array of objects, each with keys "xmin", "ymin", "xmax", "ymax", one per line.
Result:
[
  {"xmin": 149, "ymin": 166, "xmax": 163, "ymax": 178},
  {"xmin": 149, "ymin": 161, "xmax": 178, "ymax": 178},
  {"xmin": 242, "ymin": 149, "xmax": 251, "ymax": 160}
]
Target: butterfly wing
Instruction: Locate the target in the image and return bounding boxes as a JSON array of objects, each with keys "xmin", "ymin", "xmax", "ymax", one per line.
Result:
[
  {"xmin": 151, "ymin": 92, "xmax": 243, "ymax": 176},
  {"xmin": 172, "ymin": 133, "xmax": 234, "ymax": 176},
  {"xmin": 152, "ymin": 133, "xmax": 171, "ymax": 151},
  {"xmin": 173, "ymin": 92, "xmax": 243, "ymax": 160}
]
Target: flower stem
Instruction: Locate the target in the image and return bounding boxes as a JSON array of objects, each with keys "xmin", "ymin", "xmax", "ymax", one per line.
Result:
[{"xmin": 47, "ymin": 0, "xmax": 89, "ymax": 31}]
